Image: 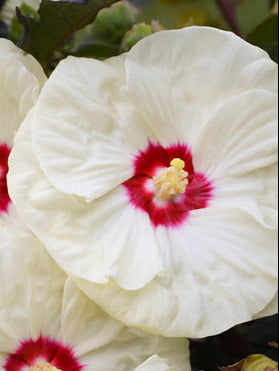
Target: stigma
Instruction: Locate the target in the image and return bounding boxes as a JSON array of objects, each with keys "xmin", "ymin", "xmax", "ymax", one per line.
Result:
[
  {"xmin": 153, "ymin": 158, "xmax": 188, "ymax": 200},
  {"xmin": 29, "ymin": 362, "xmax": 62, "ymax": 371}
]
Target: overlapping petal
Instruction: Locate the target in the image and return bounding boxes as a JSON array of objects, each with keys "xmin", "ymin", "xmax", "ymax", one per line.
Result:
[
  {"xmin": 134, "ymin": 355, "xmax": 181, "ymax": 371},
  {"xmin": 0, "ymin": 236, "xmax": 65, "ymax": 353},
  {"xmin": 123, "ymin": 27, "xmax": 277, "ymax": 146},
  {"xmin": 0, "ymin": 38, "xmax": 46, "ymax": 145},
  {"xmin": 32, "ymin": 56, "xmax": 153, "ymax": 201},
  {"xmin": 0, "ymin": 236, "xmax": 190, "ymax": 370},
  {"xmin": 0, "ymin": 39, "xmax": 46, "ymax": 243},
  {"xmin": 8, "ymin": 111, "xmax": 163, "ymax": 289},
  {"xmin": 74, "ymin": 206, "xmax": 278, "ymax": 338},
  {"xmin": 192, "ymin": 90, "xmax": 278, "ymax": 179},
  {"xmin": 192, "ymin": 90, "xmax": 278, "ymax": 228}
]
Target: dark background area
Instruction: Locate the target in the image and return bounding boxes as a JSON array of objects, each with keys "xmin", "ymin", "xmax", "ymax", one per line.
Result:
[{"xmin": 190, "ymin": 314, "xmax": 278, "ymax": 370}]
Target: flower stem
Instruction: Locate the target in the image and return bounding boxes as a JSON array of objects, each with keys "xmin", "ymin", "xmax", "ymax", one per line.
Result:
[{"xmin": 215, "ymin": 0, "xmax": 243, "ymax": 37}]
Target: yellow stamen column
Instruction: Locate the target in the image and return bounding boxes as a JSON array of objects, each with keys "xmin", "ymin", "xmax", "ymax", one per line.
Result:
[
  {"xmin": 29, "ymin": 362, "xmax": 62, "ymax": 371},
  {"xmin": 153, "ymin": 158, "xmax": 188, "ymax": 200}
]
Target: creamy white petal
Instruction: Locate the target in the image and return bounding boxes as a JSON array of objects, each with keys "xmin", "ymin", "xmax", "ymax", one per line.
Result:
[
  {"xmin": 252, "ymin": 291, "xmax": 278, "ymax": 320},
  {"xmin": 74, "ymin": 206, "xmax": 278, "ymax": 338},
  {"xmin": 0, "ymin": 39, "xmax": 46, "ymax": 243},
  {"xmin": 61, "ymin": 278, "xmax": 123, "ymax": 356},
  {"xmin": 32, "ymin": 56, "xmax": 153, "ymax": 201},
  {"xmin": 0, "ymin": 39, "xmax": 46, "ymax": 87},
  {"xmin": 0, "ymin": 236, "xmax": 65, "ymax": 352},
  {"xmin": 123, "ymin": 27, "xmax": 278, "ymax": 146},
  {"xmin": 0, "ymin": 57, "xmax": 38, "ymax": 145},
  {"xmin": 0, "ymin": 39, "xmax": 46, "ymax": 145},
  {"xmin": 0, "ymin": 203, "xmax": 30, "ymax": 244},
  {"xmin": 134, "ymin": 355, "xmax": 182, "ymax": 371},
  {"xmin": 191, "ymin": 90, "xmax": 278, "ymax": 229},
  {"xmin": 62, "ymin": 279, "xmax": 190, "ymax": 371},
  {"xmin": 104, "ymin": 52, "xmax": 127, "ymax": 79},
  {"xmin": 211, "ymin": 163, "xmax": 278, "ymax": 229},
  {"xmin": 8, "ymin": 111, "xmax": 162, "ymax": 289},
  {"xmin": 192, "ymin": 90, "xmax": 278, "ymax": 179},
  {"xmin": 0, "ymin": 238, "xmax": 189, "ymax": 370}
]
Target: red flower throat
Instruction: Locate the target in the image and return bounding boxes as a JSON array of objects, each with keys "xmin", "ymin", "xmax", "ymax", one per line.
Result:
[{"xmin": 123, "ymin": 142, "xmax": 213, "ymax": 228}]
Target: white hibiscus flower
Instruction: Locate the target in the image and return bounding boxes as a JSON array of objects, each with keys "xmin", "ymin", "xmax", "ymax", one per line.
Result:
[
  {"xmin": 0, "ymin": 38, "xmax": 46, "ymax": 243},
  {"xmin": 8, "ymin": 27, "xmax": 278, "ymax": 338},
  {"xmin": 0, "ymin": 236, "xmax": 190, "ymax": 370}
]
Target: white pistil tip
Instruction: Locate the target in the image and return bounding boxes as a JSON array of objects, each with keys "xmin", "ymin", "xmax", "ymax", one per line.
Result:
[{"xmin": 170, "ymin": 158, "xmax": 185, "ymax": 170}]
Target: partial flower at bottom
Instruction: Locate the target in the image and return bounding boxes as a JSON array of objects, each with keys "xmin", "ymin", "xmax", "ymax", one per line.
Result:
[
  {"xmin": 0, "ymin": 236, "xmax": 190, "ymax": 371},
  {"xmin": 0, "ymin": 38, "xmax": 46, "ymax": 243},
  {"xmin": 8, "ymin": 27, "xmax": 278, "ymax": 338}
]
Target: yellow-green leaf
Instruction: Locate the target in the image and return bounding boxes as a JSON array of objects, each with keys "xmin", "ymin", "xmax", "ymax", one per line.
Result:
[{"xmin": 243, "ymin": 354, "xmax": 278, "ymax": 371}]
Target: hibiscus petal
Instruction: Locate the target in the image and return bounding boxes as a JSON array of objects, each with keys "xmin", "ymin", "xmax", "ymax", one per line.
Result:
[
  {"xmin": 123, "ymin": 27, "xmax": 277, "ymax": 146},
  {"xmin": 0, "ymin": 237, "xmax": 189, "ymax": 371},
  {"xmin": 0, "ymin": 236, "xmax": 65, "ymax": 353},
  {"xmin": 252, "ymin": 290, "xmax": 278, "ymax": 320},
  {"xmin": 8, "ymin": 111, "xmax": 162, "ymax": 289},
  {"xmin": 62, "ymin": 280, "xmax": 190, "ymax": 371},
  {"xmin": 61, "ymin": 278, "xmax": 123, "ymax": 356},
  {"xmin": 192, "ymin": 90, "xmax": 278, "ymax": 178},
  {"xmin": 0, "ymin": 39, "xmax": 46, "ymax": 88},
  {"xmin": 211, "ymin": 163, "xmax": 278, "ymax": 229},
  {"xmin": 134, "ymin": 355, "xmax": 182, "ymax": 371},
  {"xmin": 0, "ymin": 39, "xmax": 46, "ymax": 146},
  {"xmin": 74, "ymin": 206, "xmax": 278, "ymax": 338},
  {"xmin": 0, "ymin": 39, "xmax": 46, "ymax": 243},
  {"xmin": 32, "ymin": 56, "xmax": 154, "ymax": 201}
]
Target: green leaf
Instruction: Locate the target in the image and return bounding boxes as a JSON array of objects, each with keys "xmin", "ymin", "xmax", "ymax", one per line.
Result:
[
  {"xmin": 243, "ymin": 354, "xmax": 278, "ymax": 371},
  {"xmin": 72, "ymin": 40, "xmax": 119, "ymax": 58},
  {"xmin": 17, "ymin": 0, "xmax": 118, "ymax": 63},
  {"xmin": 10, "ymin": 3, "xmax": 39, "ymax": 44},
  {"xmin": 247, "ymin": 14, "xmax": 278, "ymax": 62}
]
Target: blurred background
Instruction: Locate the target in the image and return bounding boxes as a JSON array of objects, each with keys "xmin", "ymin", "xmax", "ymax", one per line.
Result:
[
  {"xmin": 129, "ymin": 0, "xmax": 278, "ymax": 62},
  {"xmin": 131, "ymin": 0, "xmax": 273, "ymax": 35}
]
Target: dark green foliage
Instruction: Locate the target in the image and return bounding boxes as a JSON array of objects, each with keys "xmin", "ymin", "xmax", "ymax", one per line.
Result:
[
  {"xmin": 72, "ymin": 39, "xmax": 119, "ymax": 58},
  {"xmin": 17, "ymin": 0, "xmax": 118, "ymax": 63},
  {"xmin": 190, "ymin": 314, "xmax": 278, "ymax": 371},
  {"xmin": 9, "ymin": 3, "xmax": 39, "ymax": 43},
  {"xmin": 247, "ymin": 14, "xmax": 278, "ymax": 62}
]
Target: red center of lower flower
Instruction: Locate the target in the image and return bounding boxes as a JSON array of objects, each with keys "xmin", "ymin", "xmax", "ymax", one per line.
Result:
[
  {"xmin": 3, "ymin": 335, "xmax": 84, "ymax": 371},
  {"xmin": 123, "ymin": 142, "xmax": 213, "ymax": 228},
  {"xmin": 0, "ymin": 142, "xmax": 11, "ymax": 214}
]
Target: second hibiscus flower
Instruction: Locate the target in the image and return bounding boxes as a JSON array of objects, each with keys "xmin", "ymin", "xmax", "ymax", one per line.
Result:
[{"xmin": 8, "ymin": 26, "xmax": 278, "ymax": 338}]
